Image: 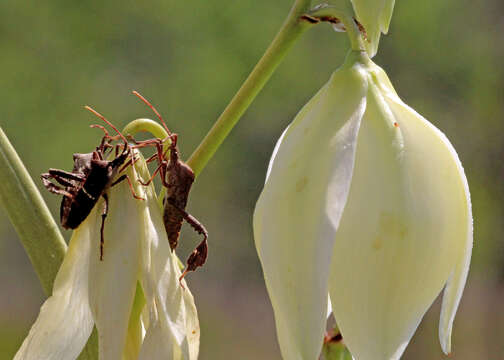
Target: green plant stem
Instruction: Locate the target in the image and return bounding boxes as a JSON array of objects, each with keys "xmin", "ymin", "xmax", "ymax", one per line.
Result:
[
  {"xmin": 123, "ymin": 119, "xmax": 170, "ymax": 209},
  {"xmin": 0, "ymin": 127, "xmax": 67, "ymax": 295},
  {"xmin": 308, "ymin": 4, "xmax": 365, "ymax": 51},
  {"xmin": 123, "ymin": 118, "xmax": 170, "ymax": 146},
  {"xmin": 0, "ymin": 128, "xmax": 98, "ymax": 360},
  {"xmin": 322, "ymin": 341, "xmax": 353, "ymax": 360},
  {"xmin": 186, "ymin": 0, "xmax": 314, "ymax": 177}
]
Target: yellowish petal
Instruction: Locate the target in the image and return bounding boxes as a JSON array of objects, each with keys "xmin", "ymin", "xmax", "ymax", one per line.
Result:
[
  {"xmin": 138, "ymin": 162, "xmax": 200, "ymax": 360},
  {"xmin": 14, "ymin": 221, "xmax": 94, "ymax": 360},
  {"xmin": 329, "ymin": 65, "xmax": 471, "ymax": 360},
  {"xmin": 383, "ymin": 95, "xmax": 473, "ymax": 355},
  {"xmin": 254, "ymin": 55, "xmax": 368, "ymax": 360},
  {"xmin": 87, "ymin": 165, "xmax": 144, "ymax": 360}
]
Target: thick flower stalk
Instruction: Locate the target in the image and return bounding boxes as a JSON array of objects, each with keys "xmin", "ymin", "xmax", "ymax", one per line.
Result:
[
  {"xmin": 253, "ymin": 50, "xmax": 472, "ymax": 360},
  {"xmin": 15, "ymin": 151, "xmax": 199, "ymax": 360}
]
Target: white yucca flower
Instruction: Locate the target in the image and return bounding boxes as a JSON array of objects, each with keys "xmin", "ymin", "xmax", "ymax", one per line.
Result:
[
  {"xmin": 15, "ymin": 151, "xmax": 199, "ymax": 360},
  {"xmin": 254, "ymin": 50, "xmax": 472, "ymax": 360}
]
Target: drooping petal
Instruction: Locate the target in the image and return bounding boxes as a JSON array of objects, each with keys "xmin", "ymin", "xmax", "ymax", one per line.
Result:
[
  {"xmin": 253, "ymin": 53, "xmax": 368, "ymax": 360},
  {"xmin": 350, "ymin": 0, "xmax": 396, "ymax": 57},
  {"xmin": 138, "ymin": 159, "xmax": 200, "ymax": 360},
  {"xmin": 14, "ymin": 219, "xmax": 94, "ymax": 360},
  {"xmin": 380, "ymin": 90, "xmax": 473, "ymax": 355},
  {"xmin": 138, "ymin": 252, "xmax": 199, "ymax": 360},
  {"xmin": 329, "ymin": 62, "xmax": 472, "ymax": 360},
  {"xmin": 87, "ymin": 165, "xmax": 144, "ymax": 360}
]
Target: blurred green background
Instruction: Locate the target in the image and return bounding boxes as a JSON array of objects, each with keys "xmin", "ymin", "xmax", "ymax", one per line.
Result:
[{"xmin": 1, "ymin": 0, "xmax": 503, "ymax": 358}]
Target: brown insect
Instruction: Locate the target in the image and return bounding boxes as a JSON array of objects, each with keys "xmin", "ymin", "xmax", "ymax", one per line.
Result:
[
  {"xmin": 130, "ymin": 91, "xmax": 208, "ymax": 282},
  {"xmin": 41, "ymin": 108, "xmax": 143, "ymax": 260}
]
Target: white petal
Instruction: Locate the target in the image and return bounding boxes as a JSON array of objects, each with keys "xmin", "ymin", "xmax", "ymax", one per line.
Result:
[
  {"xmin": 87, "ymin": 166, "xmax": 144, "ymax": 360},
  {"xmin": 265, "ymin": 125, "xmax": 289, "ymax": 183},
  {"xmin": 138, "ymin": 253, "xmax": 200, "ymax": 360},
  {"xmin": 139, "ymin": 315, "xmax": 178, "ymax": 359},
  {"xmin": 329, "ymin": 66, "xmax": 471, "ymax": 360},
  {"xmin": 138, "ymin": 165, "xmax": 200, "ymax": 360},
  {"xmin": 382, "ymin": 94, "xmax": 473, "ymax": 355},
  {"xmin": 14, "ymin": 220, "xmax": 94, "ymax": 360},
  {"xmin": 254, "ymin": 57, "xmax": 368, "ymax": 360}
]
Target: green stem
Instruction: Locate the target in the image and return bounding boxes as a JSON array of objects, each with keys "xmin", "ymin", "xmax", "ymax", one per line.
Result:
[
  {"xmin": 321, "ymin": 324, "xmax": 352, "ymax": 360},
  {"xmin": 122, "ymin": 119, "xmax": 170, "ymax": 209},
  {"xmin": 123, "ymin": 118, "xmax": 170, "ymax": 147},
  {"xmin": 308, "ymin": 3, "xmax": 365, "ymax": 51},
  {"xmin": 0, "ymin": 128, "xmax": 98, "ymax": 360},
  {"xmin": 186, "ymin": 0, "xmax": 314, "ymax": 177},
  {"xmin": 0, "ymin": 127, "xmax": 67, "ymax": 296},
  {"xmin": 322, "ymin": 341, "xmax": 353, "ymax": 360}
]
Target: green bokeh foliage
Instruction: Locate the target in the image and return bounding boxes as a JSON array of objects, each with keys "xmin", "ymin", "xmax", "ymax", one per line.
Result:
[{"xmin": 1, "ymin": 0, "xmax": 503, "ymax": 358}]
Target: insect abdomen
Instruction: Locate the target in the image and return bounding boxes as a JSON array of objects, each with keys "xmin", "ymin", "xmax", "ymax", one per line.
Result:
[
  {"xmin": 60, "ymin": 190, "xmax": 98, "ymax": 229},
  {"xmin": 60, "ymin": 162, "xmax": 110, "ymax": 229},
  {"xmin": 164, "ymin": 202, "xmax": 185, "ymax": 250}
]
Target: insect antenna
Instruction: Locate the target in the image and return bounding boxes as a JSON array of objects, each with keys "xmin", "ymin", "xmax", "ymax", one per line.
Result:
[
  {"xmin": 132, "ymin": 91, "xmax": 172, "ymax": 136},
  {"xmin": 84, "ymin": 106, "xmax": 129, "ymax": 153}
]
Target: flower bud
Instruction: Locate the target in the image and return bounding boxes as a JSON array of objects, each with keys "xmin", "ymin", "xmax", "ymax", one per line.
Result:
[{"xmin": 350, "ymin": 0, "xmax": 396, "ymax": 57}]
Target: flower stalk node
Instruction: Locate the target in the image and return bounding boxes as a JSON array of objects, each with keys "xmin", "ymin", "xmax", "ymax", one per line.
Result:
[{"xmin": 307, "ymin": 3, "xmax": 366, "ymax": 51}]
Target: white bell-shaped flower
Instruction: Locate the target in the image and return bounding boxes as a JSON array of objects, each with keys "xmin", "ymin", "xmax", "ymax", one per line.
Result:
[
  {"xmin": 253, "ymin": 50, "xmax": 472, "ymax": 360},
  {"xmin": 15, "ymin": 151, "xmax": 199, "ymax": 360}
]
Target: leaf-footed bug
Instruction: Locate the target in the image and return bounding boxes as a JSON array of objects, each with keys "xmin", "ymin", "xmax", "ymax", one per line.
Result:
[
  {"xmin": 41, "ymin": 107, "xmax": 144, "ymax": 260},
  {"xmin": 130, "ymin": 91, "xmax": 208, "ymax": 283}
]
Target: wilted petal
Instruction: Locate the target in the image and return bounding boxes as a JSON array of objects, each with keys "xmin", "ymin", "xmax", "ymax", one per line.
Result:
[
  {"xmin": 87, "ymin": 165, "xmax": 144, "ymax": 360},
  {"xmin": 351, "ymin": 0, "xmax": 395, "ymax": 57},
  {"xmin": 329, "ymin": 63, "xmax": 472, "ymax": 360},
  {"xmin": 139, "ymin": 252, "xmax": 199, "ymax": 360},
  {"xmin": 253, "ymin": 55, "xmax": 368, "ymax": 360},
  {"xmin": 138, "ymin": 161, "xmax": 200, "ymax": 360},
  {"xmin": 14, "ymin": 221, "xmax": 94, "ymax": 360}
]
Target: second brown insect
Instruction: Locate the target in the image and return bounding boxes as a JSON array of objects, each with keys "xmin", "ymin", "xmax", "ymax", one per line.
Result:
[{"xmin": 131, "ymin": 91, "xmax": 208, "ymax": 283}]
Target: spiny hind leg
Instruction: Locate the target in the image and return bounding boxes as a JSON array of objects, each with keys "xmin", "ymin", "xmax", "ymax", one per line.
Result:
[
  {"xmin": 166, "ymin": 198, "xmax": 209, "ymax": 284},
  {"xmin": 41, "ymin": 173, "xmax": 75, "ymax": 198},
  {"xmin": 111, "ymin": 174, "xmax": 145, "ymax": 200},
  {"xmin": 99, "ymin": 193, "xmax": 109, "ymax": 261}
]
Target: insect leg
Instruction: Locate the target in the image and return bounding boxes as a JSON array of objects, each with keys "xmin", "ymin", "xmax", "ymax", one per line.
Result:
[
  {"xmin": 100, "ymin": 193, "xmax": 109, "ymax": 261},
  {"xmin": 46, "ymin": 171, "xmax": 86, "ymax": 188},
  {"xmin": 90, "ymin": 124, "xmax": 110, "ymax": 137},
  {"xmin": 110, "ymin": 174, "xmax": 145, "ymax": 200},
  {"xmin": 130, "ymin": 138, "xmax": 166, "ymax": 165},
  {"xmin": 118, "ymin": 153, "xmax": 140, "ymax": 174},
  {"xmin": 118, "ymin": 151, "xmax": 137, "ymax": 174},
  {"xmin": 179, "ymin": 237, "xmax": 208, "ymax": 284},
  {"xmin": 49, "ymin": 175, "xmax": 79, "ymax": 188},
  {"xmin": 166, "ymin": 199, "xmax": 209, "ymax": 283},
  {"xmin": 91, "ymin": 125, "xmax": 118, "ymax": 158},
  {"xmin": 144, "ymin": 152, "xmax": 159, "ymax": 164},
  {"xmin": 40, "ymin": 173, "xmax": 73, "ymax": 198},
  {"xmin": 138, "ymin": 160, "xmax": 167, "ymax": 186},
  {"xmin": 47, "ymin": 169, "xmax": 86, "ymax": 182},
  {"xmin": 129, "ymin": 138, "xmax": 165, "ymax": 147},
  {"xmin": 40, "ymin": 173, "xmax": 75, "ymax": 198}
]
